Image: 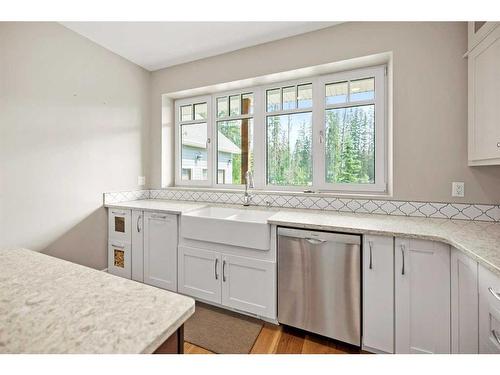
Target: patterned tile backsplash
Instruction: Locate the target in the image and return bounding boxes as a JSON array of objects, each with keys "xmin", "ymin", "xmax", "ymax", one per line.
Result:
[{"xmin": 103, "ymin": 189, "xmax": 500, "ymax": 222}]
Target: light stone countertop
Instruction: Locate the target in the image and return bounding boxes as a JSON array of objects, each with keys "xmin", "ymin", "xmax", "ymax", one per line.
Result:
[
  {"xmin": 106, "ymin": 199, "xmax": 500, "ymax": 276},
  {"xmin": 0, "ymin": 248, "xmax": 194, "ymax": 354},
  {"xmin": 268, "ymin": 209, "xmax": 500, "ymax": 276},
  {"xmin": 105, "ymin": 199, "xmax": 207, "ymax": 214}
]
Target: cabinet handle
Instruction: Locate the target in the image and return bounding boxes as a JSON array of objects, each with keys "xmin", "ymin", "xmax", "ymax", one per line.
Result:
[
  {"xmin": 368, "ymin": 241, "xmax": 373, "ymax": 270},
  {"xmin": 222, "ymin": 260, "xmax": 227, "ymax": 282},
  {"xmin": 136, "ymin": 215, "xmax": 142, "ymax": 232},
  {"xmin": 214, "ymin": 258, "xmax": 219, "ymax": 280},
  {"xmin": 401, "ymin": 244, "xmax": 406, "ymax": 275},
  {"xmin": 319, "ymin": 130, "xmax": 324, "ymax": 144},
  {"xmin": 497, "ymin": 142, "xmax": 500, "ymax": 148},
  {"xmin": 111, "ymin": 211, "xmax": 125, "ymax": 215},
  {"xmin": 111, "ymin": 243, "xmax": 124, "ymax": 249},
  {"xmin": 488, "ymin": 287, "xmax": 500, "ymax": 302},
  {"xmin": 492, "ymin": 330, "xmax": 500, "ymax": 346},
  {"xmin": 151, "ymin": 214, "xmax": 167, "ymax": 219}
]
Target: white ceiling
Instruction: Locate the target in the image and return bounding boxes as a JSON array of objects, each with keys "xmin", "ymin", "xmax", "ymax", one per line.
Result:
[{"xmin": 60, "ymin": 22, "xmax": 339, "ymax": 71}]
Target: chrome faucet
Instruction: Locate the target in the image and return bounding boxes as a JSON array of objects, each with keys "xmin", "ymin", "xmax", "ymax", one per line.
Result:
[{"xmin": 243, "ymin": 170, "xmax": 254, "ymax": 206}]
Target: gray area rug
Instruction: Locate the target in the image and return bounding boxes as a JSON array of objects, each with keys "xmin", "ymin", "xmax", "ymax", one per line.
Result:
[{"xmin": 184, "ymin": 302, "xmax": 264, "ymax": 354}]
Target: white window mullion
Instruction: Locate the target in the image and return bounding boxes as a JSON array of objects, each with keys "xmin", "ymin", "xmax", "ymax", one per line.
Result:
[
  {"xmin": 253, "ymin": 87, "xmax": 266, "ymax": 189},
  {"xmin": 312, "ymin": 77, "xmax": 324, "ymax": 190}
]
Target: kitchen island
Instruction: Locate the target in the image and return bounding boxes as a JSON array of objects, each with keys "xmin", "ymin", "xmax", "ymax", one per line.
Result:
[{"xmin": 0, "ymin": 248, "xmax": 194, "ymax": 354}]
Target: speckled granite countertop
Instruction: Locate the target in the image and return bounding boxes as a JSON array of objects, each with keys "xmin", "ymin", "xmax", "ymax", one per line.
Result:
[
  {"xmin": 105, "ymin": 199, "xmax": 206, "ymax": 214},
  {"xmin": 268, "ymin": 209, "xmax": 500, "ymax": 276},
  {"xmin": 0, "ymin": 249, "xmax": 194, "ymax": 354},
  {"xmin": 106, "ymin": 199, "xmax": 500, "ymax": 276}
]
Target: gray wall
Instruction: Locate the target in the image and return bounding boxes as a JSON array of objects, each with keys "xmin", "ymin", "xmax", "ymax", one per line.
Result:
[
  {"xmin": 0, "ymin": 22, "xmax": 151, "ymax": 269},
  {"xmin": 150, "ymin": 22, "xmax": 500, "ymax": 204}
]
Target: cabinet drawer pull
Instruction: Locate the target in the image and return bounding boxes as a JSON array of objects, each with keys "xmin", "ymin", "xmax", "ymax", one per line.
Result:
[
  {"xmin": 111, "ymin": 243, "xmax": 125, "ymax": 249},
  {"xmin": 488, "ymin": 287, "xmax": 500, "ymax": 302},
  {"xmin": 214, "ymin": 258, "xmax": 219, "ymax": 280},
  {"xmin": 151, "ymin": 214, "xmax": 167, "ymax": 219},
  {"xmin": 111, "ymin": 211, "xmax": 126, "ymax": 216},
  {"xmin": 401, "ymin": 244, "xmax": 406, "ymax": 275},
  {"xmin": 137, "ymin": 215, "xmax": 142, "ymax": 232},
  {"xmin": 368, "ymin": 241, "xmax": 373, "ymax": 270},
  {"xmin": 492, "ymin": 330, "xmax": 500, "ymax": 346},
  {"xmin": 497, "ymin": 142, "xmax": 500, "ymax": 148},
  {"xmin": 222, "ymin": 260, "xmax": 227, "ymax": 282}
]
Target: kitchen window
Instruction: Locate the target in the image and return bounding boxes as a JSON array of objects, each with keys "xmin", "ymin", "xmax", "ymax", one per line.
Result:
[{"xmin": 174, "ymin": 65, "xmax": 387, "ymax": 193}]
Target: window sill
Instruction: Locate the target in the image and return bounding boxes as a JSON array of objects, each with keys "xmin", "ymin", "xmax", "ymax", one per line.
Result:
[{"xmin": 161, "ymin": 185, "xmax": 392, "ymax": 199}]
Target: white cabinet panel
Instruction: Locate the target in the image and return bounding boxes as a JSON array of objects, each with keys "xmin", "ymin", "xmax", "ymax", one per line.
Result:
[
  {"xmin": 468, "ymin": 24, "xmax": 500, "ymax": 165},
  {"xmin": 144, "ymin": 212, "xmax": 178, "ymax": 292},
  {"xmin": 131, "ymin": 210, "xmax": 144, "ymax": 283},
  {"xmin": 108, "ymin": 209, "xmax": 131, "ymax": 243},
  {"xmin": 479, "ymin": 265, "xmax": 500, "ymax": 353},
  {"xmin": 362, "ymin": 235, "xmax": 394, "ymax": 353},
  {"xmin": 395, "ymin": 238, "xmax": 451, "ymax": 354},
  {"xmin": 108, "ymin": 241, "xmax": 131, "ymax": 279},
  {"xmin": 178, "ymin": 245, "xmax": 221, "ymax": 304},
  {"xmin": 451, "ymin": 248, "xmax": 478, "ymax": 353},
  {"xmin": 221, "ymin": 254, "xmax": 276, "ymax": 319}
]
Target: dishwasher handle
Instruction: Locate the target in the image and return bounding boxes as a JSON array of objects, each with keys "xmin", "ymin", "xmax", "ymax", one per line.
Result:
[{"xmin": 278, "ymin": 227, "xmax": 361, "ymax": 245}]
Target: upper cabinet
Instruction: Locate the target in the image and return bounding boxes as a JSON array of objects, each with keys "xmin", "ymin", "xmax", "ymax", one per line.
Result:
[{"xmin": 467, "ymin": 22, "xmax": 500, "ymax": 165}]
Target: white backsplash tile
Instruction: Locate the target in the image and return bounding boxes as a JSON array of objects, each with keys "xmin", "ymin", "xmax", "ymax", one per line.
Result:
[{"xmin": 103, "ymin": 189, "xmax": 500, "ymax": 222}]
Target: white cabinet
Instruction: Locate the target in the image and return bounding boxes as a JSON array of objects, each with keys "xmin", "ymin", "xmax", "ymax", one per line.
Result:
[
  {"xmin": 108, "ymin": 208, "xmax": 132, "ymax": 278},
  {"xmin": 362, "ymin": 235, "xmax": 394, "ymax": 354},
  {"xmin": 451, "ymin": 247, "xmax": 479, "ymax": 353},
  {"xmin": 178, "ymin": 246, "xmax": 221, "ymax": 304},
  {"xmin": 131, "ymin": 210, "xmax": 144, "ymax": 282},
  {"xmin": 177, "ymin": 245, "xmax": 276, "ymax": 320},
  {"xmin": 395, "ymin": 238, "xmax": 451, "ymax": 354},
  {"xmin": 108, "ymin": 209, "xmax": 131, "ymax": 243},
  {"xmin": 468, "ymin": 22, "xmax": 499, "ymax": 51},
  {"xmin": 108, "ymin": 241, "xmax": 131, "ymax": 279},
  {"xmin": 144, "ymin": 212, "xmax": 178, "ymax": 292},
  {"xmin": 478, "ymin": 264, "xmax": 500, "ymax": 353},
  {"xmin": 468, "ymin": 23, "xmax": 500, "ymax": 165},
  {"xmin": 221, "ymin": 254, "xmax": 276, "ymax": 319}
]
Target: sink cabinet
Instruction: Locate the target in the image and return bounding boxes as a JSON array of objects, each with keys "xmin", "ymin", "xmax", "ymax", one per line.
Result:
[
  {"xmin": 395, "ymin": 238, "xmax": 451, "ymax": 354},
  {"xmin": 178, "ymin": 246, "xmax": 221, "ymax": 303},
  {"xmin": 143, "ymin": 212, "xmax": 178, "ymax": 292},
  {"xmin": 178, "ymin": 245, "xmax": 276, "ymax": 319},
  {"xmin": 221, "ymin": 254, "xmax": 276, "ymax": 318}
]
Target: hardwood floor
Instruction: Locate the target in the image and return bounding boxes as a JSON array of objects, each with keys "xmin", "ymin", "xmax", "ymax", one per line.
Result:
[{"xmin": 184, "ymin": 323, "xmax": 362, "ymax": 354}]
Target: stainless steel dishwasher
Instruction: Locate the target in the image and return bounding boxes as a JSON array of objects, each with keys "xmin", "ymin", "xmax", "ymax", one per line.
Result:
[{"xmin": 277, "ymin": 227, "xmax": 361, "ymax": 346}]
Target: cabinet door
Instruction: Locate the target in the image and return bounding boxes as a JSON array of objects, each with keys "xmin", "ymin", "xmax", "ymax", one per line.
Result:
[
  {"xmin": 468, "ymin": 25, "xmax": 500, "ymax": 165},
  {"xmin": 395, "ymin": 238, "xmax": 451, "ymax": 354},
  {"xmin": 478, "ymin": 265, "xmax": 500, "ymax": 353},
  {"xmin": 131, "ymin": 210, "xmax": 144, "ymax": 283},
  {"xmin": 108, "ymin": 241, "xmax": 131, "ymax": 279},
  {"xmin": 108, "ymin": 209, "xmax": 131, "ymax": 243},
  {"xmin": 178, "ymin": 246, "xmax": 221, "ymax": 304},
  {"xmin": 144, "ymin": 212, "xmax": 178, "ymax": 292},
  {"xmin": 363, "ymin": 235, "xmax": 394, "ymax": 353},
  {"xmin": 451, "ymin": 247, "xmax": 479, "ymax": 353},
  {"xmin": 221, "ymin": 254, "xmax": 276, "ymax": 319}
]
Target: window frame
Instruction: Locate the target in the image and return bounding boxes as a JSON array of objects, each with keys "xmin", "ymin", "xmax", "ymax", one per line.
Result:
[
  {"xmin": 263, "ymin": 78, "xmax": 315, "ymax": 191},
  {"xmin": 315, "ymin": 66, "xmax": 387, "ymax": 193},
  {"xmin": 173, "ymin": 65, "xmax": 387, "ymax": 194},
  {"xmin": 174, "ymin": 95, "xmax": 213, "ymax": 187},
  {"xmin": 213, "ymin": 89, "xmax": 258, "ymax": 189}
]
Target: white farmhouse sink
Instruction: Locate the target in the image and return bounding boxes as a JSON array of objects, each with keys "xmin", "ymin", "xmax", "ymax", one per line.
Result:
[{"xmin": 181, "ymin": 206, "xmax": 275, "ymax": 250}]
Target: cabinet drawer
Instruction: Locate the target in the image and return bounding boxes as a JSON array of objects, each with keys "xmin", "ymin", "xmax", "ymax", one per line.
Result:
[
  {"xmin": 108, "ymin": 209, "xmax": 132, "ymax": 242},
  {"xmin": 479, "ymin": 265, "xmax": 500, "ymax": 353},
  {"xmin": 108, "ymin": 241, "xmax": 131, "ymax": 279}
]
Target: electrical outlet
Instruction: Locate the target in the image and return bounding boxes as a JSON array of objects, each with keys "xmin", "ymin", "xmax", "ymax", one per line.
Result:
[
  {"xmin": 138, "ymin": 176, "xmax": 146, "ymax": 186},
  {"xmin": 452, "ymin": 182, "xmax": 464, "ymax": 197}
]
